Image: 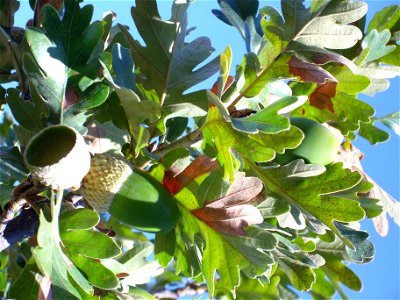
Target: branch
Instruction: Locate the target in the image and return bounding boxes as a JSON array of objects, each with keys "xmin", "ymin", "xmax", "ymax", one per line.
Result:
[{"xmin": 153, "ymin": 129, "xmax": 202, "ymax": 157}]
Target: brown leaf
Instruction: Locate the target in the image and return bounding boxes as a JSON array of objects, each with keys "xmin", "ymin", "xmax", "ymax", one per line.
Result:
[
  {"xmin": 309, "ymin": 82, "xmax": 337, "ymax": 113},
  {"xmin": 34, "ymin": 0, "xmax": 64, "ymax": 25},
  {"xmin": 192, "ymin": 205, "xmax": 263, "ymax": 236},
  {"xmin": 207, "ymin": 175, "xmax": 264, "ymax": 208},
  {"xmin": 311, "ymin": 52, "xmax": 357, "ymax": 73},
  {"xmin": 63, "ymin": 87, "xmax": 80, "ymax": 110},
  {"xmin": 163, "ymin": 156, "xmax": 218, "ymax": 194},
  {"xmin": 289, "ymin": 56, "xmax": 337, "ymax": 85},
  {"xmin": 192, "ymin": 176, "xmax": 264, "ymax": 236},
  {"xmin": 211, "ymin": 75, "xmax": 235, "ymax": 96}
]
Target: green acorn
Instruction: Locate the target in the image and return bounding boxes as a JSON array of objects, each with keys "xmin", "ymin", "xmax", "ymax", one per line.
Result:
[
  {"xmin": 79, "ymin": 153, "xmax": 133, "ymax": 213},
  {"xmin": 79, "ymin": 153, "xmax": 180, "ymax": 233}
]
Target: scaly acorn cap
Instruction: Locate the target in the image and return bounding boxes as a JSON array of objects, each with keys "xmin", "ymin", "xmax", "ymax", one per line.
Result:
[
  {"xmin": 24, "ymin": 125, "xmax": 91, "ymax": 190},
  {"xmin": 79, "ymin": 153, "xmax": 133, "ymax": 213}
]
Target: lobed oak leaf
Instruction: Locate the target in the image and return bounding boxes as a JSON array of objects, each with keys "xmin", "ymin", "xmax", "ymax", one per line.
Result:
[{"xmin": 192, "ymin": 175, "xmax": 264, "ymax": 236}]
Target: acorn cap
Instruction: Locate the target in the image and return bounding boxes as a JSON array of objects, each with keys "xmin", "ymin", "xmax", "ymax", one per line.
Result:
[
  {"xmin": 24, "ymin": 125, "xmax": 91, "ymax": 190},
  {"xmin": 79, "ymin": 153, "xmax": 133, "ymax": 213}
]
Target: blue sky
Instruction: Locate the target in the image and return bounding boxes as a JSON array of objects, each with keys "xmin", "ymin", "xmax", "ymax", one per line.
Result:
[{"xmin": 8, "ymin": 0, "xmax": 400, "ymax": 299}]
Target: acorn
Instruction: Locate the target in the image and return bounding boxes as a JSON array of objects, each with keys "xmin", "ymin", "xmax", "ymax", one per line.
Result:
[
  {"xmin": 79, "ymin": 153, "xmax": 133, "ymax": 213},
  {"xmin": 79, "ymin": 153, "xmax": 180, "ymax": 233},
  {"xmin": 24, "ymin": 125, "xmax": 91, "ymax": 190}
]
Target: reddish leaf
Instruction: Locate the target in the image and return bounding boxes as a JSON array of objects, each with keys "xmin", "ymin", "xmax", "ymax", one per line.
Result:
[
  {"xmin": 207, "ymin": 175, "xmax": 263, "ymax": 208},
  {"xmin": 311, "ymin": 52, "xmax": 357, "ymax": 73},
  {"xmin": 34, "ymin": 0, "xmax": 64, "ymax": 24},
  {"xmin": 192, "ymin": 205, "xmax": 263, "ymax": 236},
  {"xmin": 309, "ymin": 82, "xmax": 337, "ymax": 113},
  {"xmin": 192, "ymin": 176, "xmax": 264, "ymax": 236},
  {"xmin": 373, "ymin": 213, "xmax": 389, "ymax": 237},
  {"xmin": 163, "ymin": 156, "xmax": 218, "ymax": 194},
  {"xmin": 211, "ymin": 75, "xmax": 235, "ymax": 96},
  {"xmin": 63, "ymin": 87, "xmax": 80, "ymax": 110},
  {"xmin": 289, "ymin": 56, "xmax": 336, "ymax": 84}
]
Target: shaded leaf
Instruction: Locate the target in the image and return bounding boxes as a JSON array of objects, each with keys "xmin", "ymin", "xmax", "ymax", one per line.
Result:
[
  {"xmin": 0, "ymin": 146, "xmax": 28, "ymax": 184},
  {"xmin": 8, "ymin": 257, "xmax": 40, "ymax": 300},
  {"xmin": 0, "ymin": 0, "xmax": 19, "ymax": 27},
  {"xmin": 112, "ymin": 43, "xmax": 135, "ymax": 90},
  {"xmin": 154, "ymin": 230, "xmax": 176, "ymax": 268},
  {"xmin": 70, "ymin": 254, "xmax": 119, "ymax": 290},
  {"xmin": 121, "ymin": 0, "xmax": 218, "ymax": 104}
]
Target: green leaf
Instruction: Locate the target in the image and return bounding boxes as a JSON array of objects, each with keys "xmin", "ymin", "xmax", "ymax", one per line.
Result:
[
  {"xmin": 215, "ymin": 275, "xmax": 281, "ymax": 300},
  {"xmin": 310, "ymin": 269, "xmax": 336, "ymax": 299},
  {"xmin": 32, "ymin": 208, "xmax": 93, "ymax": 298},
  {"xmin": 323, "ymin": 259, "xmax": 362, "ymax": 291},
  {"xmin": 257, "ymin": 196, "xmax": 290, "ymax": 218},
  {"xmin": 112, "ymin": 43, "xmax": 135, "ymax": 91},
  {"xmin": 42, "ymin": 1, "xmax": 103, "ymax": 67},
  {"xmin": 61, "ymin": 230, "xmax": 121, "ymax": 259},
  {"xmin": 375, "ymin": 112, "xmax": 400, "ymax": 136},
  {"xmin": 231, "ymin": 96, "xmax": 306, "ymax": 134},
  {"xmin": 0, "ymin": 146, "xmax": 28, "ymax": 184},
  {"xmin": 358, "ymin": 121, "xmax": 390, "ymax": 145},
  {"xmin": 8, "ymin": 257, "xmax": 39, "ymax": 300},
  {"xmin": 23, "ymin": 28, "xmax": 68, "ymax": 125},
  {"xmin": 6, "ymin": 87, "xmax": 48, "ymax": 134},
  {"xmin": 0, "ymin": 183, "xmax": 14, "ymax": 207},
  {"xmin": 361, "ymin": 29, "xmax": 396, "ymax": 64},
  {"xmin": 335, "ymin": 223, "xmax": 374, "ymax": 263},
  {"xmin": 109, "ymin": 88, "xmax": 161, "ymax": 155},
  {"xmin": 253, "ymin": 161, "xmax": 365, "ymax": 248},
  {"xmin": 367, "ymin": 5, "xmax": 400, "ymax": 33},
  {"xmin": 70, "ymin": 254, "xmax": 119, "ymax": 290},
  {"xmin": 176, "ymin": 206, "xmax": 273, "ymax": 297},
  {"xmin": 21, "ymin": 0, "xmax": 106, "ymax": 131},
  {"xmin": 154, "ymin": 231, "xmax": 176, "ymax": 268},
  {"xmin": 59, "ymin": 209, "xmax": 100, "ymax": 232},
  {"xmin": 276, "ymin": 255, "xmax": 315, "ymax": 291},
  {"xmin": 128, "ymin": 286, "xmax": 156, "ymax": 300},
  {"xmin": 121, "ymin": 0, "xmax": 218, "ymax": 104},
  {"xmin": 202, "ymin": 106, "xmax": 276, "ymax": 181},
  {"xmin": 119, "ymin": 241, "xmax": 162, "ymax": 285},
  {"xmin": 279, "ymin": 0, "xmax": 367, "ymax": 49},
  {"xmin": 0, "ymin": 0, "xmax": 19, "ymax": 27}
]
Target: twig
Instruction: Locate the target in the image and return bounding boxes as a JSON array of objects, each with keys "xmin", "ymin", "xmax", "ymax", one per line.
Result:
[
  {"xmin": 154, "ymin": 129, "xmax": 202, "ymax": 157},
  {"xmin": 0, "ymin": 180, "xmax": 47, "ymax": 250}
]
